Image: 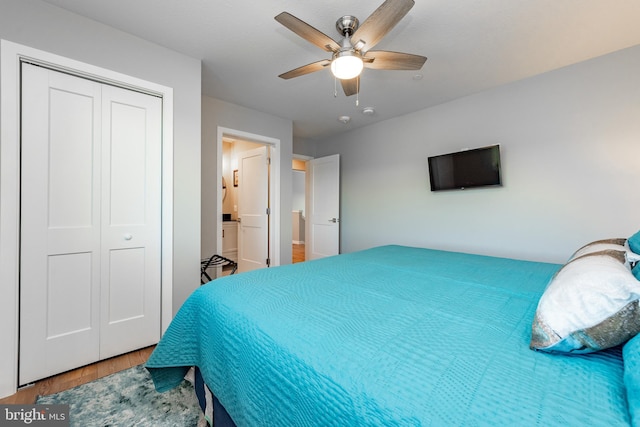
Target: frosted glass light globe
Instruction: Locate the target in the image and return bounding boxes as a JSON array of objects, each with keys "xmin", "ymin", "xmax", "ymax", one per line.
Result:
[{"xmin": 331, "ymin": 54, "xmax": 364, "ymax": 80}]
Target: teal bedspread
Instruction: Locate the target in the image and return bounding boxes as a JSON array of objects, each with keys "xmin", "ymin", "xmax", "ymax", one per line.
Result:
[{"xmin": 146, "ymin": 245, "xmax": 630, "ymax": 426}]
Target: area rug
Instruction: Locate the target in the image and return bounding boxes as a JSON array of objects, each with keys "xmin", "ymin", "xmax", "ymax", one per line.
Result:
[{"xmin": 37, "ymin": 364, "xmax": 203, "ymax": 426}]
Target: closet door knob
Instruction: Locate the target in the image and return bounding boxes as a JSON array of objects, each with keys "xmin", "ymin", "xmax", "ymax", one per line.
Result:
[{"xmin": 124, "ymin": 234, "xmax": 133, "ymax": 240}]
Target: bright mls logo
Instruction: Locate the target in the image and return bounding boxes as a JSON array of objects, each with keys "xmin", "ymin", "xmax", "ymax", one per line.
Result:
[{"xmin": 0, "ymin": 405, "xmax": 68, "ymax": 426}]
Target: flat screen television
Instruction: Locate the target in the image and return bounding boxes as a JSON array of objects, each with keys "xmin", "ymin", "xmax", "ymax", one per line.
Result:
[{"xmin": 428, "ymin": 144, "xmax": 502, "ymax": 191}]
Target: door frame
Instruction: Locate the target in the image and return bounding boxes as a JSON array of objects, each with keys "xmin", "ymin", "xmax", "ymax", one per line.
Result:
[
  {"xmin": 216, "ymin": 127, "xmax": 281, "ymax": 269},
  {"xmin": 293, "ymin": 154, "xmax": 312, "ymax": 247},
  {"xmin": 0, "ymin": 40, "xmax": 174, "ymax": 397}
]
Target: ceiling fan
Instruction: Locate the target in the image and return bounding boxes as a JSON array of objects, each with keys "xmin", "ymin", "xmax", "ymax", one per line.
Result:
[{"xmin": 275, "ymin": 0, "xmax": 427, "ymax": 97}]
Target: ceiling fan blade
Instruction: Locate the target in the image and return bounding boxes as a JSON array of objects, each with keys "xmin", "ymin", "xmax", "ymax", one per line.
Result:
[
  {"xmin": 341, "ymin": 77, "xmax": 359, "ymax": 97},
  {"xmin": 275, "ymin": 12, "xmax": 340, "ymax": 53},
  {"xmin": 351, "ymin": 0, "xmax": 415, "ymax": 53},
  {"xmin": 364, "ymin": 50, "xmax": 427, "ymax": 70},
  {"xmin": 278, "ymin": 59, "xmax": 331, "ymax": 79}
]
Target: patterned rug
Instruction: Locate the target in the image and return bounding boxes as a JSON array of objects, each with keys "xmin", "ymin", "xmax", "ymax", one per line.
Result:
[{"xmin": 36, "ymin": 364, "xmax": 202, "ymax": 426}]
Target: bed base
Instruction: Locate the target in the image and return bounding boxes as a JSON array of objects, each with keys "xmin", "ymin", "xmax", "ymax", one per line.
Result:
[{"xmin": 194, "ymin": 367, "xmax": 237, "ymax": 427}]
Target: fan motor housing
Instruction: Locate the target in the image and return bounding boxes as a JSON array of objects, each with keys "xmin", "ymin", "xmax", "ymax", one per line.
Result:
[{"xmin": 336, "ymin": 15, "xmax": 359, "ymax": 36}]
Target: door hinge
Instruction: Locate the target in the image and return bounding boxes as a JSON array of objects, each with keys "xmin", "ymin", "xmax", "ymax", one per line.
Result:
[
  {"xmin": 267, "ymin": 157, "xmax": 271, "ymax": 165},
  {"xmin": 266, "ymin": 207, "xmax": 271, "ymax": 215},
  {"xmin": 266, "ymin": 258, "xmax": 271, "ymax": 267}
]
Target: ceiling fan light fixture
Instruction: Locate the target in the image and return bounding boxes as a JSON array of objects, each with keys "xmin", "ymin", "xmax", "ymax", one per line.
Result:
[
  {"xmin": 331, "ymin": 51, "xmax": 364, "ymax": 80},
  {"xmin": 276, "ymin": 0, "xmax": 427, "ymax": 96}
]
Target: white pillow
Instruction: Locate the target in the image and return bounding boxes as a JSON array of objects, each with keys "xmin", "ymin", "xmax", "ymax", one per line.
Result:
[{"xmin": 530, "ymin": 249, "xmax": 640, "ymax": 354}]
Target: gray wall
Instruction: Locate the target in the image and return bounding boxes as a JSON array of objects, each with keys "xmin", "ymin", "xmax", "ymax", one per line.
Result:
[
  {"xmin": 313, "ymin": 45, "xmax": 640, "ymax": 263},
  {"xmin": 293, "ymin": 136, "xmax": 317, "ymax": 158},
  {"xmin": 0, "ymin": 0, "xmax": 202, "ymax": 313},
  {"xmin": 202, "ymin": 96, "xmax": 293, "ymax": 265}
]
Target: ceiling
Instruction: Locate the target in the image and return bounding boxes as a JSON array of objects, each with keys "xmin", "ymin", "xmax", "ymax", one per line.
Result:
[{"xmin": 40, "ymin": 0, "xmax": 640, "ymax": 141}]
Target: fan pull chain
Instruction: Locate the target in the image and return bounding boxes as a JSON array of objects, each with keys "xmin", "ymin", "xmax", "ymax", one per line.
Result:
[
  {"xmin": 334, "ymin": 76, "xmax": 338, "ymax": 98},
  {"xmin": 356, "ymin": 77, "xmax": 360, "ymax": 106}
]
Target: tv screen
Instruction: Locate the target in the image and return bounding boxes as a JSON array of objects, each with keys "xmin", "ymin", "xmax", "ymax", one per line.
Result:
[{"xmin": 428, "ymin": 145, "xmax": 502, "ymax": 191}]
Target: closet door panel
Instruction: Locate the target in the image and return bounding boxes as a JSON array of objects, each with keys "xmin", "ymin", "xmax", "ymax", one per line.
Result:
[
  {"xmin": 19, "ymin": 64, "xmax": 101, "ymax": 385},
  {"xmin": 46, "ymin": 253, "xmax": 94, "ymax": 338},
  {"xmin": 48, "ymin": 87, "xmax": 95, "ymax": 228},
  {"xmin": 107, "ymin": 248, "xmax": 145, "ymax": 322},
  {"xmin": 108, "ymin": 101, "xmax": 147, "ymax": 225},
  {"xmin": 99, "ymin": 85, "xmax": 162, "ymax": 359}
]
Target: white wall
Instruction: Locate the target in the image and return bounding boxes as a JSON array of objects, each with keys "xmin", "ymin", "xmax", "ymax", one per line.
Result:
[
  {"xmin": 313, "ymin": 45, "xmax": 640, "ymax": 264},
  {"xmin": 202, "ymin": 96, "xmax": 293, "ymax": 265},
  {"xmin": 0, "ymin": 0, "xmax": 201, "ymax": 397}
]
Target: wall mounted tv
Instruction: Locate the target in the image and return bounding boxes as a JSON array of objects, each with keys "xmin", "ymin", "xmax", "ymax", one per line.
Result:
[{"xmin": 428, "ymin": 144, "xmax": 502, "ymax": 191}]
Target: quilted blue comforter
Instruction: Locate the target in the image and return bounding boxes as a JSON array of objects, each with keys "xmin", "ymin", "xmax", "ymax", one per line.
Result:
[{"xmin": 147, "ymin": 245, "xmax": 630, "ymax": 426}]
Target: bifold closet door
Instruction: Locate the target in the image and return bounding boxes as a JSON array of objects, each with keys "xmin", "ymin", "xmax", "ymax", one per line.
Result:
[
  {"xmin": 19, "ymin": 64, "xmax": 162, "ymax": 384},
  {"xmin": 99, "ymin": 83, "xmax": 162, "ymax": 360}
]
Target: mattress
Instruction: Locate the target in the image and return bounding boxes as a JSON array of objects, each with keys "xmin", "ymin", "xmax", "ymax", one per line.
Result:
[{"xmin": 147, "ymin": 245, "xmax": 631, "ymax": 426}]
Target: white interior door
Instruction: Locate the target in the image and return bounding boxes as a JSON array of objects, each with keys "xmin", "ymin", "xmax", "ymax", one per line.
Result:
[
  {"xmin": 307, "ymin": 154, "xmax": 340, "ymax": 260},
  {"xmin": 99, "ymin": 84, "xmax": 162, "ymax": 359},
  {"xmin": 237, "ymin": 146, "xmax": 269, "ymax": 272},
  {"xmin": 20, "ymin": 64, "xmax": 102, "ymax": 384},
  {"xmin": 19, "ymin": 64, "xmax": 161, "ymax": 384}
]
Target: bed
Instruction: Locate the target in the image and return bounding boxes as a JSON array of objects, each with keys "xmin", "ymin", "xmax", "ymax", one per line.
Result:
[{"xmin": 146, "ymin": 243, "xmax": 640, "ymax": 426}]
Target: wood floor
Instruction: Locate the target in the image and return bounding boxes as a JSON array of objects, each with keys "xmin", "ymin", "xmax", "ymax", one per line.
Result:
[
  {"xmin": 0, "ymin": 345, "xmax": 155, "ymax": 405},
  {"xmin": 293, "ymin": 243, "xmax": 305, "ymax": 263}
]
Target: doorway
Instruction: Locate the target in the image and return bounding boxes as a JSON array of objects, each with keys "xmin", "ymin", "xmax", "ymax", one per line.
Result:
[
  {"xmin": 292, "ymin": 155, "xmax": 311, "ymax": 263},
  {"xmin": 216, "ymin": 128, "xmax": 281, "ymax": 274}
]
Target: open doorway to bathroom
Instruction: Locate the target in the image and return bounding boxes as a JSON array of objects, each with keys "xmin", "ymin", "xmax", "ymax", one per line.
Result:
[{"xmin": 215, "ymin": 127, "xmax": 281, "ymax": 277}]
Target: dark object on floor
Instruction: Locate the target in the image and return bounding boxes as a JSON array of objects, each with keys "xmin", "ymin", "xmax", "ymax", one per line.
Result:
[{"xmin": 201, "ymin": 254, "xmax": 237, "ymax": 284}]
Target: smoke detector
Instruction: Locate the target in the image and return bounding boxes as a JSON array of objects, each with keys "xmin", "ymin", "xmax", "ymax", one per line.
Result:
[
  {"xmin": 338, "ymin": 115, "xmax": 351, "ymax": 124},
  {"xmin": 362, "ymin": 107, "xmax": 375, "ymax": 116}
]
